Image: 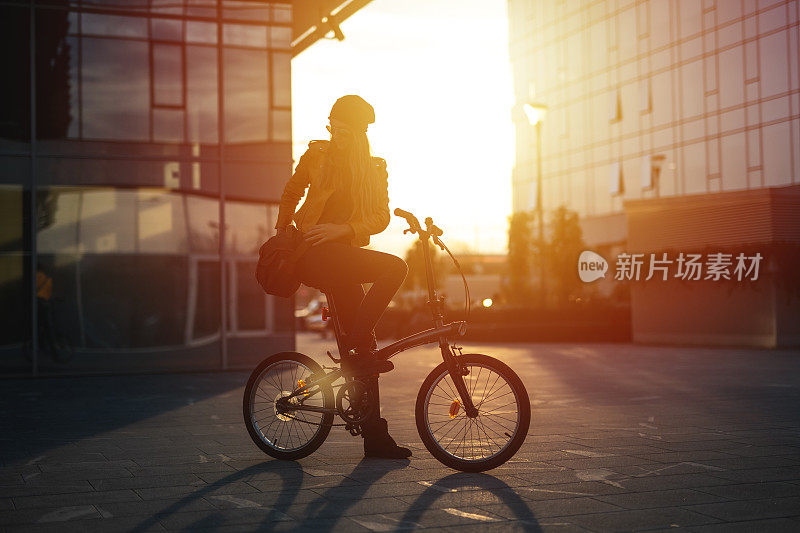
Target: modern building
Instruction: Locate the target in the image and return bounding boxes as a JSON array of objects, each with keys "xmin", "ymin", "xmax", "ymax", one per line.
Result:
[
  {"xmin": 0, "ymin": 0, "xmax": 371, "ymax": 376},
  {"xmin": 508, "ymin": 0, "xmax": 800, "ymax": 346}
]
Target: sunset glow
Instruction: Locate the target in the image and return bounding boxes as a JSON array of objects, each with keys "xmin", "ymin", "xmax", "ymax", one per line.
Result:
[{"xmin": 292, "ymin": 0, "xmax": 514, "ymax": 256}]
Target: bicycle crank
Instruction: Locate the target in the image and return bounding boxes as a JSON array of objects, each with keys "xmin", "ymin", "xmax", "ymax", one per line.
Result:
[{"xmin": 335, "ymin": 380, "xmax": 375, "ymax": 424}]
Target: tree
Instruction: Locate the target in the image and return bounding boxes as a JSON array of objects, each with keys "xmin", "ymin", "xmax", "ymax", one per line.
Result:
[
  {"xmin": 504, "ymin": 211, "xmax": 536, "ymax": 305},
  {"xmin": 544, "ymin": 205, "xmax": 586, "ymax": 305},
  {"xmin": 503, "ymin": 205, "xmax": 586, "ymax": 307}
]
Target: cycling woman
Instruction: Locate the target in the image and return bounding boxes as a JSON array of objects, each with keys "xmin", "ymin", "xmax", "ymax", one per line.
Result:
[{"xmin": 273, "ymin": 95, "xmax": 411, "ymax": 459}]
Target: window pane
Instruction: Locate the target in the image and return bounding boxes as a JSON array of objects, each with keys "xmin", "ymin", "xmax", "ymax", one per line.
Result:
[
  {"xmin": 223, "ymin": 24, "xmax": 267, "ymax": 48},
  {"xmin": 153, "ymin": 43, "xmax": 184, "ymax": 107},
  {"xmin": 150, "ymin": 0, "xmax": 184, "ymax": 16},
  {"xmin": 223, "ymin": 0, "xmax": 270, "ymax": 23},
  {"xmin": 271, "ymin": 109, "xmax": 291, "ymax": 142},
  {"xmin": 273, "ymin": 4, "xmax": 292, "ymax": 24},
  {"xmin": 79, "ymin": 189, "xmax": 137, "ymax": 253},
  {"xmin": 225, "ymin": 201, "xmax": 267, "ymax": 255},
  {"xmin": 0, "ymin": 6, "xmax": 30, "ymax": 150},
  {"xmin": 81, "ymin": 13, "xmax": 147, "ymax": 38},
  {"xmin": 82, "ymin": 38, "xmax": 149, "ymax": 140},
  {"xmin": 153, "ymin": 108, "xmax": 184, "ymax": 142},
  {"xmin": 187, "ymin": 21, "xmax": 217, "ymax": 44},
  {"xmin": 187, "ymin": 195, "xmax": 220, "ymax": 253},
  {"xmin": 224, "ymin": 48, "xmax": 268, "ymax": 143},
  {"xmin": 0, "ymin": 181, "xmax": 31, "ymax": 374},
  {"xmin": 187, "ymin": 45, "xmax": 219, "ymax": 143},
  {"xmin": 271, "ymin": 51, "xmax": 290, "ymax": 107},
  {"xmin": 269, "ymin": 26, "xmax": 291, "ymax": 49},
  {"xmin": 187, "ymin": 0, "xmax": 218, "ymax": 19},
  {"xmin": 137, "ymin": 189, "xmax": 189, "ymax": 253},
  {"xmin": 235, "ymin": 260, "xmax": 266, "ymax": 331},
  {"xmin": 36, "ymin": 9, "xmax": 80, "ymax": 141},
  {"xmin": 151, "ymin": 18, "xmax": 183, "ymax": 41}
]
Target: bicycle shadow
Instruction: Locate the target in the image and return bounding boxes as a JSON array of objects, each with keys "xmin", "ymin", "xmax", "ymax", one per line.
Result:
[
  {"xmin": 398, "ymin": 472, "xmax": 542, "ymax": 530},
  {"xmin": 129, "ymin": 460, "xmax": 304, "ymax": 532},
  {"xmin": 128, "ymin": 457, "xmax": 411, "ymax": 531},
  {"xmin": 291, "ymin": 457, "xmax": 410, "ymax": 530},
  {"xmin": 127, "ymin": 457, "xmax": 542, "ymax": 531}
]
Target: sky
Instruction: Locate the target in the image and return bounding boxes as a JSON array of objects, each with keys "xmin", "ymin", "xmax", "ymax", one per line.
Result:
[{"xmin": 291, "ymin": 0, "xmax": 514, "ymax": 257}]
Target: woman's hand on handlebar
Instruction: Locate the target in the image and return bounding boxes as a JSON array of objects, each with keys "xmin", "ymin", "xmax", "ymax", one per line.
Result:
[{"xmin": 303, "ymin": 223, "xmax": 353, "ymax": 246}]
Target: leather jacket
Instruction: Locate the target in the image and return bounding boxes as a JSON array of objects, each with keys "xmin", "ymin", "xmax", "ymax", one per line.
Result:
[{"xmin": 274, "ymin": 140, "xmax": 390, "ymax": 248}]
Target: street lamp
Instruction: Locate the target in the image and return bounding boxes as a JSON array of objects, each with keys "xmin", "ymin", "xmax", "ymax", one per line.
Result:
[{"xmin": 523, "ymin": 102, "xmax": 548, "ymax": 304}]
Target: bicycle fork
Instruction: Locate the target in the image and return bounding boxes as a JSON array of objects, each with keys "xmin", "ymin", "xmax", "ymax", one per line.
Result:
[{"xmin": 440, "ymin": 341, "xmax": 478, "ymax": 418}]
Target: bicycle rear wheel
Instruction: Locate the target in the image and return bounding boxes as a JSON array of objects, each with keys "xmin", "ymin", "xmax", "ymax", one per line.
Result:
[
  {"xmin": 243, "ymin": 352, "xmax": 334, "ymax": 460},
  {"xmin": 416, "ymin": 354, "xmax": 530, "ymax": 472}
]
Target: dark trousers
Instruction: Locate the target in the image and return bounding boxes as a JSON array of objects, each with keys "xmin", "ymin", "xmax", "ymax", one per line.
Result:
[
  {"xmin": 295, "ymin": 241, "xmax": 408, "ymax": 431},
  {"xmin": 295, "ymin": 241, "xmax": 408, "ymax": 353}
]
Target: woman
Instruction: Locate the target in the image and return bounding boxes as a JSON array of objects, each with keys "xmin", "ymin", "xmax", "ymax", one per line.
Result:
[{"xmin": 273, "ymin": 95, "xmax": 411, "ymax": 459}]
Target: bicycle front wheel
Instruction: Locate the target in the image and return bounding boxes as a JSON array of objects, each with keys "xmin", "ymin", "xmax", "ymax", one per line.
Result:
[
  {"xmin": 243, "ymin": 352, "xmax": 334, "ymax": 460},
  {"xmin": 416, "ymin": 354, "xmax": 530, "ymax": 472}
]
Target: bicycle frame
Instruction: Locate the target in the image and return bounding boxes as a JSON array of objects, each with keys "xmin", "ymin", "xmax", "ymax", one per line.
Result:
[{"xmin": 279, "ymin": 212, "xmax": 478, "ymax": 418}]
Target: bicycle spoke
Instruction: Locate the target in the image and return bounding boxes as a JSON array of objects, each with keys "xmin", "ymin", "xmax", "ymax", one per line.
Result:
[
  {"xmin": 477, "ymin": 373, "xmax": 504, "ymax": 410},
  {"xmin": 425, "ymin": 362, "xmax": 522, "ymax": 463},
  {"xmin": 481, "ymin": 384, "xmax": 513, "ymax": 405},
  {"xmin": 250, "ymin": 360, "xmax": 326, "ymax": 452}
]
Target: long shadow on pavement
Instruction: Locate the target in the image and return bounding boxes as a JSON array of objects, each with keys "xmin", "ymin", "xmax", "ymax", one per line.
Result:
[
  {"xmin": 0, "ymin": 372, "xmax": 247, "ymax": 467},
  {"xmin": 129, "ymin": 460, "xmax": 304, "ymax": 532},
  {"xmin": 126, "ymin": 459, "xmax": 542, "ymax": 531}
]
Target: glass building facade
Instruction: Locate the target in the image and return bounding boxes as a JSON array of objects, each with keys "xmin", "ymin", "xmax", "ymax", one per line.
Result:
[
  {"xmin": 1, "ymin": 0, "xmax": 295, "ymax": 375},
  {"xmin": 509, "ymin": 0, "xmax": 799, "ymax": 223},
  {"xmin": 507, "ymin": 0, "xmax": 800, "ymax": 347}
]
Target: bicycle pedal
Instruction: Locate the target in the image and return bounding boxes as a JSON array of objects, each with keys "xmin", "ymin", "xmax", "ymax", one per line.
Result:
[{"xmin": 327, "ymin": 350, "xmax": 341, "ymax": 364}]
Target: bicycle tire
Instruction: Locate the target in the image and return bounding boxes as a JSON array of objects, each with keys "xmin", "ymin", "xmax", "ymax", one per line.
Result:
[
  {"xmin": 416, "ymin": 354, "xmax": 530, "ymax": 472},
  {"xmin": 243, "ymin": 352, "xmax": 334, "ymax": 460}
]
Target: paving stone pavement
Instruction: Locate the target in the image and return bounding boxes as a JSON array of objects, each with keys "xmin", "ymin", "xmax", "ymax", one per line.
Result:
[{"xmin": 1, "ymin": 334, "xmax": 800, "ymax": 532}]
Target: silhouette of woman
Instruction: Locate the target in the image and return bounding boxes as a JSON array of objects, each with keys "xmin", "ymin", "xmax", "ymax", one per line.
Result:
[{"xmin": 273, "ymin": 95, "xmax": 411, "ymax": 459}]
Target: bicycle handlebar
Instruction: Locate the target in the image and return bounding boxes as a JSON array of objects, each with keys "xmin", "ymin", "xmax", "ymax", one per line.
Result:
[
  {"xmin": 393, "ymin": 207, "xmax": 471, "ymax": 322},
  {"xmin": 394, "ymin": 208, "xmax": 444, "ymax": 237},
  {"xmin": 424, "ymin": 217, "xmax": 443, "ymax": 237},
  {"xmin": 394, "ymin": 208, "xmax": 422, "ymax": 232}
]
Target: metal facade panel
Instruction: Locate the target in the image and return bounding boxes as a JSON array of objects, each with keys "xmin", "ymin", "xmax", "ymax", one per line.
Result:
[{"xmin": 624, "ymin": 185, "xmax": 800, "ymax": 251}]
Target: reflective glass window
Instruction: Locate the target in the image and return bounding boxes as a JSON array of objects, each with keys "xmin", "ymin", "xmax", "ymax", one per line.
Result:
[
  {"xmin": 271, "ymin": 52, "xmax": 290, "ymax": 107},
  {"xmin": 0, "ymin": 6, "xmax": 30, "ymax": 150},
  {"xmin": 269, "ymin": 26, "xmax": 291, "ymax": 49},
  {"xmin": 81, "ymin": 13, "xmax": 147, "ymax": 38},
  {"xmin": 187, "ymin": 21, "xmax": 218, "ymax": 44},
  {"xmin": 272, "ymin": 110, "xmax": 291, "ymax": 142},
  {"xmin": 273, "ymin": 4, "xmax": 292, "ymax": 24},
  {"xmin": 0, "ymin": 181, "xmax": 31, "ymax": 373},
  {"xmin": 152, "ymin": 43, "xmax": 185, "ymax": 107},
  {"xmin": 223, "ymin": 24, "xmax": 267, "ymax": 48},
  {"xmin": 35, "ymin": 9, "xmax": 79, "ymax": 141},
  {"xmin": 82, "ymin": 38, "xmax": 150, "ymax": 140},
  {"xmin": 151, "ymin": 18, "xmax": 183, "ymax": 42},
  {"xmin": 224, "ymin": 48, "xmax": 269, "ymax": 143},
  {"xmin": 223, "ymin": 0, "xmax": 270, "ymax": 23},
  {"xmin": 187, "ymin": 45, "xmax": 219, "ymax": 144}
]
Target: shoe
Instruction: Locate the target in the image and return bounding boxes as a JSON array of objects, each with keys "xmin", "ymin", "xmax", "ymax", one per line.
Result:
[{"xmin": 362, "ymin": 417, "xmax": 412, "ymax": 459}]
